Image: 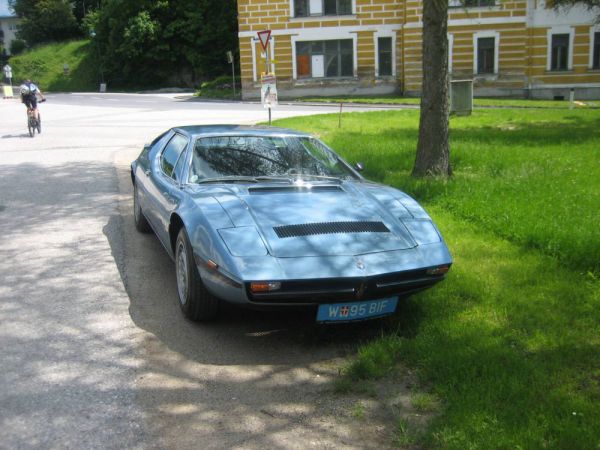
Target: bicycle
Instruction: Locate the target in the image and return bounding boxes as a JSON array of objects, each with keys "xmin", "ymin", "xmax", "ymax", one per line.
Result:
[{"xmin": 26, "ymin": 98, "xmax": 45, "ymax": 138}]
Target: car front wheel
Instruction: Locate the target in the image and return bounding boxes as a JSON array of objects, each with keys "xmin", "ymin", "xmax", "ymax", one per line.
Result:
[{"xmin": 175, "ymin": 228, "xmax": 219, "ymax": 321}]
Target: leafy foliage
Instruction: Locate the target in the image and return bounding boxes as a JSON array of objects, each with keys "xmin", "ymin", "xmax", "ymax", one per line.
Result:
[
  {"xmin": 9, "ymin": 38, "xmax": 27, "ymax": 55},
  {"xmin": 87, "ymin": 0, "xmax": 238, "ymax": 88},
  {"xmin": 12, "ymin": 0, "xmax": 80, "ymax": 46}
]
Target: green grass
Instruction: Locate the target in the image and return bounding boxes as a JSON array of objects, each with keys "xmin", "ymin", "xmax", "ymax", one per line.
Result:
[
  {"xmin": 195, "ymin": 75, "xmax": 241, "ymax": 100},
  {"xmin": 271, "ymin": 109, "xmax": 600, "ymax": 449},
  {"xmin": 8, "ymin": 40, "xmax": 98, "ymax": 92},
  {"xmin": 297, "ymin": 96, "xmax": 600, "ymax": 109}
]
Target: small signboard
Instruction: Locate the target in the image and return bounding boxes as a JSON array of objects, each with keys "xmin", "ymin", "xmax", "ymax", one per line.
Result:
[
  {"xmin": 257, "ymin": 30, "xmax": 271, "ymax": 51},
  {"xmin": 3, "ymin": 64, "xmax": 12, "ymax": 81},
  {"xmin": 261, "ymin": 73, "xmax": 278, "ymax": 109}
]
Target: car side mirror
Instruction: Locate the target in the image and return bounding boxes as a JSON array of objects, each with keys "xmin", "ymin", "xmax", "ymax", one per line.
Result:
[{"xmin": 354, "ymin": 162, "xmax": 364, "ymax": 172}]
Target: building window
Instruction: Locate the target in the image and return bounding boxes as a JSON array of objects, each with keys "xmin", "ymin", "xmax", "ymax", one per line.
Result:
[
  {"xmin": 593, "ymin": 32, "xmax": 600, "ymax": 69},
  {"xmin": 324, "ymin": 0, "xmax": 352, "ymax": 15},
  {"xmin": 551, "ymin": 34, "xmax": 570, "ymax": 71},
  {"xmin": 294, "ymin": 0, "xmax": 352, "ymax": 17},
  {"xmin": 477, "ymin": 37, "xmax": 495, "ymax": 74},
  {"xmin": 296, "ymin": 40, "xmax": 353, "ymax": 78},
  {"xmin": 378, "ymin": 37, "xmax": 393, "ymax": 77},
  {"xmin": 466, "ymin": 0, "xmax": 496, "ymax": 6},
  {"xmin": 451, "ymin": 0, "xmax": 496, "ymax": 7},
  {"xmin": 294, "ymin": 0, "xmax": 309, "ymax": 17}
]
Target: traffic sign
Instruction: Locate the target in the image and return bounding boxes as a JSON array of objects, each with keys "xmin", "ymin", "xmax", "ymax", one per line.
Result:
[
  {"xmin": 261, "ymin": 73, "xmax": 278, "ymax": 109},
  {"xmin": 257, "ymin": 30, "xmax": 271, "ymax": 51},
  {"xmin": 3, "ymin": 64, "xmax": 12, "ymax": 80}
]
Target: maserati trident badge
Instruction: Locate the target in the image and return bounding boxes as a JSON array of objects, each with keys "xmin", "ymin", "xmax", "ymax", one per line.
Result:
[{"xmin": 355, "ymin": 281, "xmax": 367, "ymax": 300}]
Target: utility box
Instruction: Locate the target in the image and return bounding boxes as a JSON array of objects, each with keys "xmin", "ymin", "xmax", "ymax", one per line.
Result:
[{"xmin": 450, "ymin": 79, "xmax": 473, "ymax": 116}]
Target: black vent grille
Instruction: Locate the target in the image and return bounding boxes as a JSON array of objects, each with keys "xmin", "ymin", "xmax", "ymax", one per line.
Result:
[{"xmin": 274, "ymin": 221, "xmax": 390, "ymax": 238}]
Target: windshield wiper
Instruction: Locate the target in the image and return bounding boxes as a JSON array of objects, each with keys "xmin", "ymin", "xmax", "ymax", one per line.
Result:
[
  {"xmin": 293, "ymin": 174, "xmax": 344, "ymax": 183},
  {"xmin": 255, "ymin": 176, "xmax": 293, "ymax": 183},
  {"xmin": 197, "ymin": 175, "xmax": 292, "ymax": 184}
]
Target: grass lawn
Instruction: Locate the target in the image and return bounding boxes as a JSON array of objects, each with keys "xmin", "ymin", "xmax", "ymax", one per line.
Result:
[
  {"xmin": 9, "ymin": 40, "xmax": 98, "ymax": 92},
  {"xmin": 297, "ymin": 96, "xmax": 600, "ymax": 109},
  {"xmin": 270, "ymin": 109, "xmax": 600, "ymax": 449}
]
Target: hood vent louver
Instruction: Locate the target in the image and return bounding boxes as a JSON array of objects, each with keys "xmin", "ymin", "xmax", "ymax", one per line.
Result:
[{"xmin": 274, "ymin": 221, "xmax": 390, "ymax": 238}]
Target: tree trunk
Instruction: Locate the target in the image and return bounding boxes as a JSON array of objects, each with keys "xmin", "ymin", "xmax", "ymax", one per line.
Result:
[{"xmin": 412, "ymin": 0, "xmax": 451, "ymax": 177}]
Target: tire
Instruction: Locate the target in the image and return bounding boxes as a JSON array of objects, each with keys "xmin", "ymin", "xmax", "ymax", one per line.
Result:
[
  {"xmin": 37, "ymin": 115, "xmax": 41, "ymax": 134},
  {"xmin": 133, "ymin": 182, "xmax": 151, "ymax": 233},
  {"xmin": 175, "ymin": 228, "xmax": 219, "ymax": 321},
  {"xmin": 28, "ymin": 118, "xmax": 34, "ymax": 137}
]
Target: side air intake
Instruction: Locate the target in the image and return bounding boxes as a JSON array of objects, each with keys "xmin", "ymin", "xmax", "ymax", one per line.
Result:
[{"xmin": 273, "ymin": 221, "xmax": 390, "ymax": 238}]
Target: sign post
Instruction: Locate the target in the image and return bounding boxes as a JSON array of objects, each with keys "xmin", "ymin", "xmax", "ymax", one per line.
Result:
[
  {"xmin": 3, "ymin": 64, "xmax": 13, "ymax": 99},
  {"xmin": 226, "ymin": 51, "xmax": 236, "ymax": 99},
  {"xmin": 3, "ymin": 64, "xmax": 12, "ymax": 86},
  {"xmin": 261, "ymin": 73, "xmax": 278, "ymax": 124},
  {"xmin": 257, "ymin": 30, "xmax": 275, "ymax": 124}
]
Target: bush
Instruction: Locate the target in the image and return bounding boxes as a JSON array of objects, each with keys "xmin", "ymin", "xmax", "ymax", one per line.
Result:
[
  {"xmin": 10, "ymin": 39, "xmax": 27, "ymax": 55},
  {"xmin": 195, "ymin": 75, "xmax": 240, "ymax": 99}
]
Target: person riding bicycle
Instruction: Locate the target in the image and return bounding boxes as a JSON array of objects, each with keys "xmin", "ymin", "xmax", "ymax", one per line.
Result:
[{"xmin": 20, "ymin": 79, "xmax": 45, "ymax": 122}]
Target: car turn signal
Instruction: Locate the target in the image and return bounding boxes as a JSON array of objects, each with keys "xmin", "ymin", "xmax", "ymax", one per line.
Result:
[
  {"xmin": 250, "ymin": 281, "xmax": 282, "ymax": 293},
  {"xmin": 426, "ymin": 265, "xmax": 450, "ymax": 276}
]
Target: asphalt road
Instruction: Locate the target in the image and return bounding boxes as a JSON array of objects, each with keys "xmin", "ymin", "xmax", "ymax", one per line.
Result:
[{"xmin": 0, "ymin": 94, "xmax": 401, "ymax": 449}]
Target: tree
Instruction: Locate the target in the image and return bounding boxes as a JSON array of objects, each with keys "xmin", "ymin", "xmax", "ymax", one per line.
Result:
[
  {"xmin": 412, "ymin": 0, "xmax": 451, "ymax": 177},
  {"xmin": 12, "ymin": 0, "xmax": 80, "ymax": 46},
  {"xmin": 88, "ymin": 0, "xmax": 238, "ymax": 88}
]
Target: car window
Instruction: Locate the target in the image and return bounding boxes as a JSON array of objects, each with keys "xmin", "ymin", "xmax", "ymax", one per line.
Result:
[
  {"xmin": 173, "ymin": 146, "xmax": 188, "ymax": 182},
  {"xmin": 161, "ymin": 134, "xmax": 188, "ymax": 180},
  {"xmin": 189, "ymin": 135, "xmax": 359, "ymax": 182}
]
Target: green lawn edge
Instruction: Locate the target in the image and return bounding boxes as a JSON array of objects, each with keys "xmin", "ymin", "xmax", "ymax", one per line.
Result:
[{"xmin": 296, "ymin": 96, "xmax": 600, "ymax": 109}]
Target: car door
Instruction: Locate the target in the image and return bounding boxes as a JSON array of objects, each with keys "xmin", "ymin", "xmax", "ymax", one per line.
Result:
[
  {"xmin": 144, "ymin": 133, "xmax": 190, "ymax": 251},
  {"xmin": 135, "ymin": 131, "xmax": 172, "ymax": 222}
]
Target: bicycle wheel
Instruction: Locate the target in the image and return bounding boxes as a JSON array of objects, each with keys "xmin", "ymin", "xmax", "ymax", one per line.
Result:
[
  {"xmin": 28, "ymin": 117, "xmax": 35, "ymax": 137},
  {"xmin": 37, "ymin": 115, "xmax": 41, "ymax": 134}
]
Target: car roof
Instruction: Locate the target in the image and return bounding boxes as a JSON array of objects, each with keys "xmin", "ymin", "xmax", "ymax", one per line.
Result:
[{"xmin": 171, "ymin": 124, "xmax": 312, "ymax": 139}]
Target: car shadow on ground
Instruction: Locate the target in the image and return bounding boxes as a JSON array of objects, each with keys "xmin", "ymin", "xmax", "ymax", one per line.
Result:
[
  {"xmin": 103, "ymin": 172, "xmax": 410, "ymax": 448},
  {"xmin": 103, "ymin": 212, "xmax": 399, "ymax": 367}
]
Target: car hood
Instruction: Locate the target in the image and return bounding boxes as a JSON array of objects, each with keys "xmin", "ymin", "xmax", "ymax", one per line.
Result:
[{"xmin": 205, "ymin": 183, "xmax": 418, "ymax": 258}]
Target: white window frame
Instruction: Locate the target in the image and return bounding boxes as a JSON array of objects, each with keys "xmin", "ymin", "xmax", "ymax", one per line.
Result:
[
  {"xmin": 289, "ymin": 0, "xmax": 356, "ymax": 18},
  {"xmin": 251, "ymin": 36, "xmax": 276, "ymax": 82},
  {"xmin": 547, "ymin": 26, "xmax": 574, "ymax": 71},
  {"xmin": 291, "ymin": 31, "xmax": 357, "ymax": 80},
  {"xmin": 473, "ymin": 31, "xmax": 499, "ymax": 75},
  {"xmin": 448, "ymin": 33, "xmax": 454, "ymax": 74},
  {"xmin": 374, "ymin": 31, "xmax": 396, "ymax": 77},
  {"xmin": 589, "ymin": 25, "xmax": 600, "ymax": 69}
]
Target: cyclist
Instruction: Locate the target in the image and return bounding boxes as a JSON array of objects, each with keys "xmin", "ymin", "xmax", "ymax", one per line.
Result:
[{"xmin": 20, "ymin": 79, "xmax": 45, "ymax": 123}]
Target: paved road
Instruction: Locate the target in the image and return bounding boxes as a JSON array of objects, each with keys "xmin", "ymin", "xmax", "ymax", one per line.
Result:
[{"xmin": 0, "ymin": 94, "xmax": 398, "ymax": 449}]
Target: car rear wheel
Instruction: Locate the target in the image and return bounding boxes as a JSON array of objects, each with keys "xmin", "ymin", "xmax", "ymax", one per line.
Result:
[
  {"xmin": 175, "ymin": 228, "xmax": 219, "ymax": 321},
  {"xmin": 133, "ymin": 183, "xmax": 151, "ymax": 233}
]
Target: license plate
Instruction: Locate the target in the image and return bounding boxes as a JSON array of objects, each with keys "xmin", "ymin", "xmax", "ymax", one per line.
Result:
[{"xmin": 316, "ymin": 297, "xmax": 398, "ymax": 322}]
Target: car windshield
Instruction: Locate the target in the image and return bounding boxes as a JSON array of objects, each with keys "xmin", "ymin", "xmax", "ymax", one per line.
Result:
[{"xmin": 188, "ymin": 135, "xmax": 359, "ymax": 183}]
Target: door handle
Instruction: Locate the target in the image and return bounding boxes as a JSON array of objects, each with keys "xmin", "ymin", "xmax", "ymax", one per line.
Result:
[{"xmin": 145, "ymin": 170, "xmax": 150, "ymax": 176}]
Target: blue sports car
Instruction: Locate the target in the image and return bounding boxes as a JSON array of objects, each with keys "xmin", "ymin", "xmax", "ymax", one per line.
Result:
[{"xmin": 131, "ymin": 125, "xmax": 452, "ymax": 322}]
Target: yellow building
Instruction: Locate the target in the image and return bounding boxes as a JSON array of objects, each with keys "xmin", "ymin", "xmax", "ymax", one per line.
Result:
[{"xmin": 237, "ymin": 0, "xmax": 600, "ymax": 99}]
